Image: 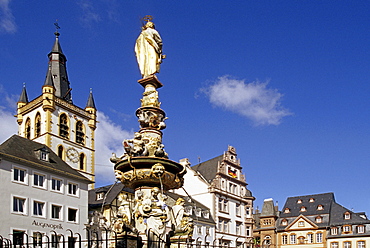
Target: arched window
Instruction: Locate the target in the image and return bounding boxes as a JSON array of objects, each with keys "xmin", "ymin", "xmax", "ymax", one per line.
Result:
[
  {"xmin": 25, "ymin": 118, "xmax": 31, "ymax": 139},
  {"xmin": 76, "ymin": 121, "xmax": 85, "ymax": 145},
  {"xmin": 35, "ymin": 113, "xmax": 41, "ymax": 138},
  {"xmin": 79, "ymin": 153, "xmax": 85, "ymax": 170},
  {"xmin": 58, "ymin": 145, "xmax": 64, "ymax": 159},
  {"xmin": 59, "ymin": 113, "xmax": 69, "ymax": 138}
]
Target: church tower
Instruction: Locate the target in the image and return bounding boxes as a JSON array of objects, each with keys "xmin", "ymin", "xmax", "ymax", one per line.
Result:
[{"xmin": 16, "ymin": 30, "xmax": 97, "ymax": 185}]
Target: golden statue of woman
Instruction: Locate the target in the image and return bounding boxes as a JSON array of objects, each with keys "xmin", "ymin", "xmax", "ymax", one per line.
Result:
[{"xmin": 135, "ymin": 19, "xmax": 163, "ymax": 78}]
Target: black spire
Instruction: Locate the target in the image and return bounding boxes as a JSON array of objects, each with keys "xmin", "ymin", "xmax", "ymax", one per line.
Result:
[
  {"xmin": 44, "ymin": 26, "xmax": 72, "ymax": 103},
  {"xmin": 86, "ymin": 89, "xmax": 96, "ymax": 109},
  {"xmin": 18, "ymin": 83, "xmax": 29, "ymax": 103}
]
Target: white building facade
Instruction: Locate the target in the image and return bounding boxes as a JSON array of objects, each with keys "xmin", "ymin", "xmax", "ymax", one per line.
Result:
[
  {"xmin": 0, "ymin": 135, "xmax": 92, "ymax": 246},
  {"xmin": 176, "ymin": 146, "xmax": 255, "ymax": 248}
]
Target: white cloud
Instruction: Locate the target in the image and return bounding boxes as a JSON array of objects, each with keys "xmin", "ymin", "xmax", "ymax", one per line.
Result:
[
  {"xmin": 202, "ymin": 76, "xmax": 292, "ymax": 126},
  {"xmin": 0, "ymin": 106, "xmax": 17, "ymax": 142},
  {"xmin": 77, "ymin": 0, "xmax": 101, "ymax": 27},
  {"xmin": 0, "ymin": 0, "xmax": 17, "ymax": 34},
  {"xmin": 94, "ymin": 111, "xmax": 133, "ymax": 186}
]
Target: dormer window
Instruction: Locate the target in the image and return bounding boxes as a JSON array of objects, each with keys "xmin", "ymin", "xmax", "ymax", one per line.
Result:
[
  {"xmin": 309, "ymin": 198, "xmax": 315, "ymax": 203},
  {"xmin": 343, "ymin": 225, "xmax": 351, "ymax": 233},
  {"xmin": 357, "ymin": 225, "xmax": 365, "ymax": 233},
  {"xmin": 202, "ymin": 210, "xmax": 209, "ymax": 219},
  {"xmin": 195, "ymin": 208, "xmax": 202, "ymax": 217},
  {"xmin": 297, "ymin": 199, "xmax": 302, "ymax": 204},
  {"xmin": 316, "ymin": 216, "xmax": 323, "ymax": 223},
  {"xmin": 36, "ymin": 147, "xmax": 50, "ymax": 162},
  {"xmin": 284, "ymin": 208, "xmax": 290, "ymax": 213},
  {"xmin": 185, "ymin": 206, "xmax": 192, "ymax": 215},
  {"xmin": 331, "ymin": 227, "xmax": 338, "ymax": 235},
  {"xmin": 317, "ymin": 205, "xmax": 324, "ymax": 210},
  {"xmin": 344, "ymin": 212, "xmax": 351, "ymax": 220},
  {"xmin": 300, "ymin": 206, "xmax": 307, "ymax": 212},
  {"xmin": 281, "ymin": 219, "xmax": 288, "ymax": 226},
  {"xmin": 96, "ymin": 192, "xmax": 105, "ymax": 200}
]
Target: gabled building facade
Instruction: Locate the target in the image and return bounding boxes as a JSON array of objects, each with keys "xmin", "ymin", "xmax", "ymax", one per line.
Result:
[
  {"xmin": 0, "ymin": 135, "xmax": 92, "ymax": 245},
  {"xmin": 273, "ymin": 193, "xmax": 370, "ymax": 248},
  {"xmin": 175, "ymin": 146, "xmax": 255, "ymax": 248},
  {"xmin": 254, "ymin": 198, "xmax": 279, "ymax": 248},
  {"xmin": 16, "ymin": 31, "xmax": 97, "ymax": 185}
]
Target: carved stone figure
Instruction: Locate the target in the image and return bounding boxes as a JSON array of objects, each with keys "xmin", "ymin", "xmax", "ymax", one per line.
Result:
[
  {"xmin": 135, "ymin": 20, "xmax": 163, "ymax": 78},
  {"xmin": 123, "ymin": 132, "xmax": 147, "ymax": 157},
  {"xmin": 151, "ymin": 163, "xmax": 165, "ymax": 178},
  {"xmin": 173, "ymin": 217, "xmax": 194, "ymax": 237},
  {"xmin": 154, "ymin": 144, "xmax": 168, "ymax": 158},
  {"xmin": 171, "ymin": 198, "xmax": 189, "ymax": 229}
]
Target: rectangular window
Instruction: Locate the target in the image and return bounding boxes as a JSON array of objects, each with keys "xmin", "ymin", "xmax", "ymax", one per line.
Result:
[
  {"xmin": 357, "ymin": 241, "xmax": 365, "ymax": 248},
  {"xmin": 246, "ymin": 225, "xmax": 251, "ymax": 236},
  {"xmin": 316, "ymin": 233, "xmax": 323, "ymax": 243},
  {"xmin": 307, "ymin": 234, "xmax": 313, "ymax": 243},
  {"xmin": 206, "ymin": 226, "xmax": 210, "ymax": 235},
  {"xmin": 33, "ymin": 232, "xmax": 43, "ymax": 247},
  {"xmin": 331, "ymin": 242, "xmax": 339, "ymax": 248},
  {"xmin": 344, "ymin": 241, "xmax": 351, "ymax": 248},
  {"xmin": 246, "ymin": 206, "xmax": 251, "ymax": 218},
  {"xmin": 51, "ymin": 205, "xmax": 62, "ymax": 219},
  {"xmin": 197, "ymin": 225, "xmax": 202, "ymax": 235},
  {"xmin": 282, "ymin": 235, "xmax": 288, "ymax": 245},
  {"xmin": 68, "ymin": 183, "xmax": 78, "ymax": 195},
  {"xmin": 33, "ymin": 201, "xmax": 44, "ymax": 216},
  {"xmin": 331, "ymin": 227, "xmax": 338, "ymax": 235},
  {"xmin": 52, "ymin": 178, "xmax": 62, "ymax": 191},
  {"xmin": 34, "ymin": 173, "xmax": 45, "ymax": 187},
  {"xmin": 343, "ymin": 225, "xmax": 351, "ymax": 232},
  {"xmin": 218, "ymin": 218, "xmax": 229, "ymax": 233},
  {"xmin": 51, "ymin": 235, "xmax": 60, "ymax": 248},
  {"xmin": 236, "ymin": 222, "xmax": 241, "ymax": 235},
  {"xmin": 290, "ymin": 234, "xmax": 296, "ymax": 244},
  {"xmin": 13, "ymin": 230, "xmax": 24, "ymax": 247},
  {"xmin": 236, "ymin": 204, "xmax": 240, "ymax": 216},
  {"xmin": 357, "ymin": 225, "xmax": 364, "ymax": 233},
  {"xmin": 13, "ymin": 168, "xmax": 26, "ymax": 182},
  {"xmin": 68, "ymin": 208, "xmax": 77, "ymax": 222},
  {"xmin": 13, "ymin": 197, "xmax": 25, "ymax": 213}
]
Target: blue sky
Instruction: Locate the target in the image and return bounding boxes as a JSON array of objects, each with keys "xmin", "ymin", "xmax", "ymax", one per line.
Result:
[{"xmin": 1, "ymin": 1, "xmax": 370, "ymax": 214}]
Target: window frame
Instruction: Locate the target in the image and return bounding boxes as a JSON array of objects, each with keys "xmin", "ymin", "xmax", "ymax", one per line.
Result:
[
  {"xmin": 67, "ymin": 207, "xmax": 78, "ymax": 223},
  {"xmin": 35, "ymin": 113, "xmax": 41, "ymax": 138},
  {"xmin": 32, "ymin": 200, "xmax": 46, "ymax": 218},
  {"xmin": 33, "ymin": 171, "xmax": 46, "ymax": 189},
  {"xmin": 59, "ymin": 113, "xmax": 69, "ymax": 139},
  {"xmin": 75, "ymin": 121, "xmax": 85, "ymax": 145},
  {"xmin": 51, "ymin": 177, "xmax": 64, "ymax": 193},
  {"xmin": 50, "ymin": 203, "xmax": 63, "ymax": 220},
  {"xmin": 67, "ymin": 182, "xmax": 79, "ymax": 197},
  {"xmin": 12, "ymin": 166, "xmax": 28, "ymax": 185},
  {"xmin": 12, "ymin": 195, "xmax": 27, "ymax": 215}
]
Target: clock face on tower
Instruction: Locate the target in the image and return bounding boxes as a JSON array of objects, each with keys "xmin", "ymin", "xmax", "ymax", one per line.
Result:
[{"xmin": 67, "ymin": 147, "xmax": 79, "ymax": 163}]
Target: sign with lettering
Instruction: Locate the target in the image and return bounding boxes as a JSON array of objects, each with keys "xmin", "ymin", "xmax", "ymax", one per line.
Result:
[{"xmin": 32, "ymin": 220, "xmax": 63, "ymax": 230}]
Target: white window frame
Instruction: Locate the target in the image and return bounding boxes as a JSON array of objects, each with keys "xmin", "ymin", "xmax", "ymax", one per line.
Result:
[
  {"xmin": 50, "ymin": 203, "xmax": 63, "ymax": 220},
  {"xmin": 331, "ymin": 242, "xmax": 339, "ymax": 248},
  {"xmin": 32, "ymin": 231, "xmax": 44, "ymax": 248},
  {"xmin": 51, "ymin": 177, "xmax": 64, "ymax": 193},
  {"xmin": 236, "ymin": 203, "xmax": 241, "ymax": 216},
  {"xmin": 282, "ymin": 235, "xmax": 288, "ymax": 245},
  {"xmin": 12, "ymin": 195, "xmax": 28, "ymax": 215},
  {"xmin": 357, "ymin": 241, "xmax": 365, "ymax": 248},
  {"xmin": 316, "ymin": 233, "xmax": 323, "ymax": 243},
  {"xmin": 331, "ymin": 227, "xmax": 338, "ymax": 235},
  {"xmin": 33, "ymin": 171, "xmax": 46, "ymax": 189},
  {"xmin": 307, "ymin": 233, "xmax": 313, "ymax": 243},
  {"xmin": 290, "ymin": 234, "xmax": 296, "ymax": 244},
  {"xmin": 32, "ymin": 199, "xmax": 46, "ymax": 218},
  {"xmin": 67, "ymin": 182, "xmax": 79, "ymax": 197},
  {"xmin": 67, "ymin": 207, "xmax": 79, "ymax": 223},
  {"xmin": 12, "ymin": 165, "xmax": 28, "ymax": 185},
  {"xmin": 344, "ymin": 241, "xmax": 351, "ymax": 248},
  {"xmin": 357, "ymin": 225, "xmax": 364, "ymax": 233}
]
